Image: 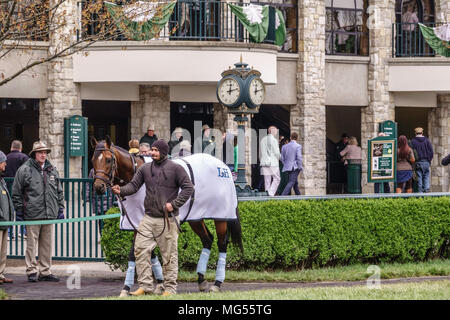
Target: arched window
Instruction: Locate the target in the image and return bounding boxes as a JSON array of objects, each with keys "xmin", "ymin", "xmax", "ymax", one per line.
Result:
[
  {"xmin": 394, "ymin": 0, "xmax": 436, "ymax": 57},
  {"xmin": 325, "ymin": 0, "xmax": 369, "ymax": 56}
]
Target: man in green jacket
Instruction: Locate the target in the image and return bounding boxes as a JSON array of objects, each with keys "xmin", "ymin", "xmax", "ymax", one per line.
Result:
[
  {"xmin": 0, "ymin": 151, "xmax": 14, "ymax": 284},
  {"xmin": 12, "ymin": 141, "xmax": 64, "ymax": 282}
]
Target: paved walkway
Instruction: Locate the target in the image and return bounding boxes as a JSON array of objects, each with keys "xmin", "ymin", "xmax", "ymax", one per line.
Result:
[{"xmin": 1, "ymin": 261, "xmax": 449, "ymax": 300}]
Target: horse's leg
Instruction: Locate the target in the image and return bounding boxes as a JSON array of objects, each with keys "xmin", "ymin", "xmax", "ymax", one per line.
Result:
[
  {"xmin": 209, "ymin": 220, "xmax": 228, "ymax": 293},
  {"xmin": 189, "ymin": 220, "xmax": 214, "ymax": 292},
  {"xmin": 120, "ymin": 232, "xmax": 138, "ymax": 297}
]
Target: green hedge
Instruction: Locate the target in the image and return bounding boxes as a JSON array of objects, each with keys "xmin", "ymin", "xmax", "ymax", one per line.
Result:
[{"xmin": 101, "ymin": 197, "xmax": 450, "ymax": 271}]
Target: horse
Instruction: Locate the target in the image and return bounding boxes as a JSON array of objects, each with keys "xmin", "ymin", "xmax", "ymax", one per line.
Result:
[{"xmin": 90, "ymin": 136, "xmax": 243, "ymax": 293}]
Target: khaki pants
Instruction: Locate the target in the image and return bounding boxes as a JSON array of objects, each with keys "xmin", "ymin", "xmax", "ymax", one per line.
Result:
[
  {"xmin": 0, "ymin": 229, "xmax": 7, "ymax": 280},
  {"xmin": 135, "ymin": 215, "xmax": 179, "ymax": 294},
  {"xmin": 25, "ymin": 224, "xmax": 53, "ymax": 276}
]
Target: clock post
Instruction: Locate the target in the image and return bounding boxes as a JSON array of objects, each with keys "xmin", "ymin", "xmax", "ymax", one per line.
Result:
[{"xmin": 217, "ymin": 56, "xmax": 267, "ymax": 196}]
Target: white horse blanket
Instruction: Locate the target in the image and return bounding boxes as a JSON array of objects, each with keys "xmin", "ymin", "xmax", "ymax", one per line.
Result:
[{"xmin": 119, "ymin": 153, "xmax": 238, "ymax": 230}]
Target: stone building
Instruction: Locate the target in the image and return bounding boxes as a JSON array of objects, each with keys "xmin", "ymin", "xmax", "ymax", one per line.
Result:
[{"xmin": 0, "ymin": 0, "xmax": 449, "ymax": 194}]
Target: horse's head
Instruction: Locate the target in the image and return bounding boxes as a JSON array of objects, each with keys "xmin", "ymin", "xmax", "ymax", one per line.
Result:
[{"xmin": 91, "ymin": 136, "xmax": 117, "ymax": 195}]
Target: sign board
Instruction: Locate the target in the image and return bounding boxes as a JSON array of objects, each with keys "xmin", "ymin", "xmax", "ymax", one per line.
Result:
[
  {"xmin": 379, "ymin": 120, "xmax": 397, "ymax": 139},
  {"xmin": 368, "ymin": 136, "xmax": 397, "ymax": 183},
  {"xmin": 68, "ymin": 115, "xmax": 87, "ymax": 157}
]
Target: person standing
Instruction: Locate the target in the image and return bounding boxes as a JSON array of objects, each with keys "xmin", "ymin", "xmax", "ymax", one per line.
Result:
[
  {"xmin": 396, "ymin": 135, "xmax": 415, "ymax": 193},
  {"xmin": 280, "ymin": 132, "xmax": 302, "ymax": 195},
  {"xmin": 112, "ymin": 139, "xmax": 194, "ymax": 296},
  {"xmin": 260, "ymin": 126, "xmax": 281, "ymax": 196},
  {"xmin": 410, "ymin": 127, "xmax": 433, "ymax": 193},
  {"xmin": 139, "ymin": 124, "xmax": 158, "ymax": 147},
  {"xmin": 12, "ymin": 141, "xmax": 64, "ymax": 282},
  {"xmin": 168, "ymin": 127, "xmax": 184, "ymax": 156},
  {"xmin": 0, "ymin": 151, "xmax": 14, "ymax": 284},
  {"xmin": 5, "ymin": 140, "xmax": 29, "ymax": 182},
  {"xmin": 340, "ymin": 137, "xmax": 362, "ymax": 194},
  {"xmin": 5, "ymin": 140, "xmax": 29, "ymax": 239}
]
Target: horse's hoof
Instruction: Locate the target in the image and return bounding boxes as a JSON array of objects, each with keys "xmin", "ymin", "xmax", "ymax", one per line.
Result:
[
  {"xmin": 208, "ymin": 285, "xmax": 221, "ymax": 293},
  {"xmin": 119, "ymin": 289, "xmax": 130, "ymax": 297},
  {"xmin": 198, "ymin": 280, "xmax": 208, "ymax": 292}
]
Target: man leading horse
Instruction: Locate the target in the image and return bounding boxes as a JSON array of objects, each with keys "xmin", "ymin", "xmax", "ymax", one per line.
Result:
[{"xmin": 111, "ymin": 139, "xmax": 194, "ymax": 296}]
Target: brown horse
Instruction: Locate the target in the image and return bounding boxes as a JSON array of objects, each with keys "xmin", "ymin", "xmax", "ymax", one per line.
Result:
[{"xmin": 90, "ymin": 136, "xmax": 243, "ymax": 293}]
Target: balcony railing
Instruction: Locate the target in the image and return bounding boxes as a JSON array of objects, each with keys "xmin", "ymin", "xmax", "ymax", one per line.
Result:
[
  {"xmin": 80, "ymin": 0, "xmax": 297, "ymax": 53},
  {"xmin": 392, "ymin": 22, "xmax": 442, "ymax": 57}
]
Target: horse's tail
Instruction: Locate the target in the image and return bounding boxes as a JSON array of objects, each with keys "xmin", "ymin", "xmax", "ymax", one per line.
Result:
[{"xmin": 227, "ymin": 206, "xmax": 243, "ymax": 254}]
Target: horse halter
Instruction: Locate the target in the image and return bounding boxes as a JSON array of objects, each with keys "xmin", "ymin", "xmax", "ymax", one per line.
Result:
[{"xmin": 93, "ymin": 146, "xmax": 123, "ymax": 187}]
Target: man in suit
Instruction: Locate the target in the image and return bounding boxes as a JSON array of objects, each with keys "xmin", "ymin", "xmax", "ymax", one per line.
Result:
[{"xmin": 280, "ymin": 132, "xmax": 302, "ymax": 195}]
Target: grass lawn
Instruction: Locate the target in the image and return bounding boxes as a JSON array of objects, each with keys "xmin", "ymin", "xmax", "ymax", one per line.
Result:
[
  {"xmin": 177, "ymin": 259, "xmax": 450, "ymax": 282},
  {"xmin": 100, "ymin": 280, "xmax": 450, "ymax": 300},
  {"xmin": 0, "ymin": 289, "xmax": 7, "ymax": 300}
]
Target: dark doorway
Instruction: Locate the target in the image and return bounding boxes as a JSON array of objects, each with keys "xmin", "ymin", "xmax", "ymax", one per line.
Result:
[
  {"xmin": 0, "ymin": 99, "xmax": 39, "ymax": 155},
  {"xmin": 395, "ymin": 107, "xmax": 429, "ymax": 140},
  {"xmin": 170, "ymin": 102, "xmax": 214, "ymax": 145},
  {"xmin": 82, "ymin": 100, "xmax": 131, "ymax": 171},
  {"xmin": 250, "ymin": 105, "xmax": 290, "ymax": 190}
]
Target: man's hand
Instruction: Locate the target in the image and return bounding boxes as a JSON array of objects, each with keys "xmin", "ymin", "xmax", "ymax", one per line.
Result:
[
  {"xmin": 165, "ymin": 203, "xmax": 174, "ymax": 213},
  {"xmin": 111, "ymin": 185, "xmax": 121, "ymax": 195},
  {"xmin": 57, "ymin": 208, "xmax": 65, "ymax": 219}
]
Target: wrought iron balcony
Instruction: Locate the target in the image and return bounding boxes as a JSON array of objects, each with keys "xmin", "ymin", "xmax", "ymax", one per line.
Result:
[
  {"xmin": 392, "ymin": 22, "xmax": 443, "ymax": 57},
  {"xmin": 79, "ymin": 0, "xmax": 297, "ymax": 53}
]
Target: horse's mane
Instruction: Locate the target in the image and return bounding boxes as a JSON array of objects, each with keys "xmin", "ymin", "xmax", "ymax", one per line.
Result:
[{"xmin": 93, "ymin": 141, "xmax": 130, "ymax": 159}]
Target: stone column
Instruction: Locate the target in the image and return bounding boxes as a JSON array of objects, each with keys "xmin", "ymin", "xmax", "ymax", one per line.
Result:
[
  {"xmin": 292, "ymin": 0, "xmax": 326, "ymax": 195},
  {"xmin": 41, "ymin": 0, "xmax": 81, "ymax": 177},
  {"xmin": 130, "ymin": 85, "xmax": 171, "ymax": 143},
  {"xmin": 360, "ymin": 0, "xmax": 396, "ymax": 193},
  {"xmin": 435, "ymin": 0, "xmax": 450, "ymax": 23},
  {"xmin": 428, "ymin": 94, "xmax": 450, "ymax": 192}
]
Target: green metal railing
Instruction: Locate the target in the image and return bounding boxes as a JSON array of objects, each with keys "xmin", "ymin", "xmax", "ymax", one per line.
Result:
[
  {"xmin": 79, "ymin": 0, "xmax": 297, "ymax": 53},
  {"xmin": 392, "ymin": 22, "xmax": 442, "ymax": 57},
  {"xmin": 5, "ymin": 178, "xmax": 115, "ymax": 261}
]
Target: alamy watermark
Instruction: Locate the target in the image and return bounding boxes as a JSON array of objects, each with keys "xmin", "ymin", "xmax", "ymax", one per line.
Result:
[
  {"xmin": 366, "ymin": 265, "xmax": 381, "ymax": 289},
  {"xmin": 66, "ymin": 265, "xmax": 81, "ymax": 290}
]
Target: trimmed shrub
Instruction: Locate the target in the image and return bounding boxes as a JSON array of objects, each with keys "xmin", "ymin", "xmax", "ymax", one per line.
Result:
[{"xmin": 101, "ymin": 197, "xmax": 450, "ymax": 271}]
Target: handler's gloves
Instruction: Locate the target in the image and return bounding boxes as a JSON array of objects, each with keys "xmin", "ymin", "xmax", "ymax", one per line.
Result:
[{"xmin": 57, "ymin": 208, "xmax": 65, "ymax": 220}]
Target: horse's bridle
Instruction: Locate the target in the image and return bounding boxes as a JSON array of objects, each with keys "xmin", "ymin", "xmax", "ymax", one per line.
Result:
[{"xmin": 93, "ymin": 146, "xmax": 124, "ymax": 187}]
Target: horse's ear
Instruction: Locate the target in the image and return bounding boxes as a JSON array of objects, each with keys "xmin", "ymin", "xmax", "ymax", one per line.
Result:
[
  {"xmin": 105, "ymin": 135, "xmax": 112, "ymax": 148},
  {"xmin": 90, "ymin": 136, "xmax": 98, "ymax": 149}
]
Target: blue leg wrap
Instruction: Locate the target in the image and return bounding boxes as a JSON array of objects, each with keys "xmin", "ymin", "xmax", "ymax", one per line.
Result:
[
  {"xmin": 151, "ymin": 256, "xmax": 164, "ymax": 281},
  {"xmin": 196, "ymin": 248, "xmax": 211, "ymax": 275},
  {"xmin": 215, "ymin": 252, "xmax": 227, "ymax": 283},
  {"xmin": 124, "ymin": 261, "xmax": 136, "ymax": 288}
]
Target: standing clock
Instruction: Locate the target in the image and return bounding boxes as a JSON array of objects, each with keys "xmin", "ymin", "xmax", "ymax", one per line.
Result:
[{"xmin": 216, "ymin": 76, "xmax": 244, "ymax": 108}]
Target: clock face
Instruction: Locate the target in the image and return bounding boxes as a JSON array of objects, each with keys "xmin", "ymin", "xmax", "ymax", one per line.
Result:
[
  {"xmin": 218, "ymin": 77, "xmax": 241, "ymax": 106},
  {"xmin": 248, "ymin": 77, "xmax": 265, "ymax": 106}
]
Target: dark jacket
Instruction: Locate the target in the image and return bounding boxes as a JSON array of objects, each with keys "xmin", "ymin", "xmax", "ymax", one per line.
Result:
[
  {"xmin": 120, "ymin": 158, "xmax": 194, "ymax": 218},
  {"xmin": 12, "ymin": 158, "xmax": 64, "ymax": 220},
  {"xmin": 168, "ymin": 137, "xmax": 183, "ymax": 156},
  {"xmin": 0, "ymin": 177, "xmax": 14, "ymax": 230},
  {"xmin": 5, "ymin": 150, "xmax": 29, "ymax": 178},
  {"xmin": 442, "ymin": 153, "xmax": 450, "ymax": 166},
  {"xmin": 139, "ymin": 134, "xmax": 158, "ymax": 148},
  {"xmin": 411, "ymin": 136, "xmax": 433, "ymax": 163}
]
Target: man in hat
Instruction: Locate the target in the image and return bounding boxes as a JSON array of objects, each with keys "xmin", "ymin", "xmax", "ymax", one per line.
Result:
[
  {"xmin": 168, "ymin": 127, "xmax": 184, "ymax": 156},
  {"xmin": 139, "ymin": 124, "xmax": 158, "ymax": 148},
  {"xmin": 410, "ymin": 127, "xmax": 434, "ymax": 192},
  {"xmin": 111, "ymin": 139, "xmax": 194, "ymax": 296},
  {"xmin": 0, "ymin": 150, "xmax": 14, "ymax": 284},
  {"xmin": 11, "ymin": 141, "xmax": 64, "ymax": 282}
]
